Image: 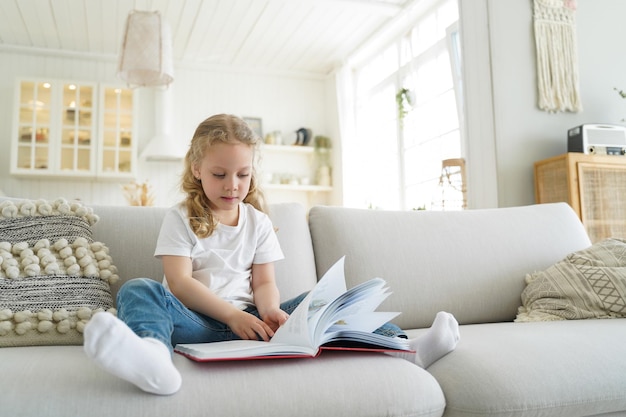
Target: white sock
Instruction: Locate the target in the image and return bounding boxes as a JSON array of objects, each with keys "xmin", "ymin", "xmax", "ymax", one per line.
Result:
[
  {"xmin": 389, "ymin": 311, "xmax": 460, "ymax": 368},
  {"xmin": 83, "ymin": 312, "xmax": 182, "ymax": 395}
]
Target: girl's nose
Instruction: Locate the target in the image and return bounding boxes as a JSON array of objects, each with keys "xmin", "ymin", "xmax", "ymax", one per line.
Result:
[{"xmin": 225, "ymin": 176, "xmax": 238, "ymax": 191}]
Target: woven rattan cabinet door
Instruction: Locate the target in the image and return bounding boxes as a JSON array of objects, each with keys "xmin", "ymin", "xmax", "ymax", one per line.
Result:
[
  {"xmin": 535, "ymin": 153, "xmax": 626, "ymax": 243},
  {"xmin": 577, "ymin": 162, "xmax": 626, "ymax": 242},
  {"xmin": 534, "ymin": 154, "xmax": 578, "ymax": 214}
]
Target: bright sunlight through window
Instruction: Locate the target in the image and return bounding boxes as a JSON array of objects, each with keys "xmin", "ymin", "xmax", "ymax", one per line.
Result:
[{"xmin": 353, "ymin": 0, "xmax": 462, "ymax": 211}]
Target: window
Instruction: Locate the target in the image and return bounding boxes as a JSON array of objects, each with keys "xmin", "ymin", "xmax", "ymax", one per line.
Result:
[{"xmin": 352, "ymin": 0, "xmax": 461, "ymax": 210}]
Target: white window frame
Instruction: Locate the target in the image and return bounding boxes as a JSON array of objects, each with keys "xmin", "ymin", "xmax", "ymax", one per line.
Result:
[{"xmin": 350, "ymin": 0, "xmax": 463, "ymax": 211}]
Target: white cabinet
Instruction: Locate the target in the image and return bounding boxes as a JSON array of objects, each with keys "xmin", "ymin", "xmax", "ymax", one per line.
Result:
[
  {"xmin": 98, "ymin": 85, "xmax": 136, "ymax": 177},
  {"xmin": 59, "ymin": 81, "xmax": 97, "ymax": 174},
  {"xmin": 11, "ymin": 78, "xmax": 136, "ymax": 179},
  {"xmin": 12, "ymin": 79, "xmax": 95, "ymax": 175}
]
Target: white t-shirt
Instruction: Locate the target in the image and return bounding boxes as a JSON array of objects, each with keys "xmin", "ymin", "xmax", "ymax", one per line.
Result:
[{"xmin": 154, "ymin": 202, "xmax": 284, "ymax": 310}]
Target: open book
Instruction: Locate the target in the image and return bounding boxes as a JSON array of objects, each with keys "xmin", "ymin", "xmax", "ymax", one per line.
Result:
[{"xmin": 174, "ymin": 257, "xmax": 411, "ymax": 361}]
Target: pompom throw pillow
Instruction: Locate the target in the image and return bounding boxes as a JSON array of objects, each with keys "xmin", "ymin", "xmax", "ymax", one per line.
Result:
[{"xmin": 0, "ymin": 198, "xmax": 118, "ymax": 346}]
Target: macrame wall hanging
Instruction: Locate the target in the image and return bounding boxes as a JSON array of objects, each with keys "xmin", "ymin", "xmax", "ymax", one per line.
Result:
[{"xmin": 533, "ymin": 0, "xmax": 582, "ymax": 113}]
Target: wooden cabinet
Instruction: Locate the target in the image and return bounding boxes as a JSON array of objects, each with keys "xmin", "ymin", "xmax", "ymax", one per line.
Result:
[
  {"xmin": 535, "ymin": 153, "xmax": 626, "ymax": 242},
  {"xmin": 11, "ymin": 78, "xmax": 136, "ymax": 179}
]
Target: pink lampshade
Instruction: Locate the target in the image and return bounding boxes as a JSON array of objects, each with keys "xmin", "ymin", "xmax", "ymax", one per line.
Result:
[{"xmin": 117, "ymin": 10, "xmax": 174, "ymax": 87}]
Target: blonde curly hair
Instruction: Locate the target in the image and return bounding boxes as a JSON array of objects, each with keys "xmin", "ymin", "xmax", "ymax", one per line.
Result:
[{"xmin": 182, "ymin": 114, "xmax": 266, "ymax": 238}]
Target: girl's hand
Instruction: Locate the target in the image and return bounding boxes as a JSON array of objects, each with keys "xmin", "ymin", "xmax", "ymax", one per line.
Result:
[
  {"xmin": 250, "ymin": 263, "xmax": 288, "ymax": 333},
  {"xmin": 261, "ymin": 309, "xmax": 290, "ymax": 332},
  {"xmin": 227, "ymin": 309, "xmax": 276, "ymax": 341}
]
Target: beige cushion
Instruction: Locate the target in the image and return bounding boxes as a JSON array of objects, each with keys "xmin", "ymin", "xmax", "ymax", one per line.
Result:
[{"xmin": 517, "ymin": 238, "xmax": 626, "ymax": 322}]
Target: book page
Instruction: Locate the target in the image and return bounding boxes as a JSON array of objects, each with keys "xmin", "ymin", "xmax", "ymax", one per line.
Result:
[
  {"xmin": 321, "ymin": 331, "xmax": 410, "ymax": 351},
  {"xmin": 272, "ymin": 257, "xmax": 348, "ymax": 347},
  {"xmin": 305, "ymin": 257, "xmax": 348, "ymax": 340},
  {"xmin": 320, "ymin": 311, "xmax": 400, "ymax": 345},
  {"xmin": 175, "ymin": 340, "xmax": 318, "ymax": 360},
  {"xmin": 269, "ymin": 291, "xmax": 315, "ymax": 347},
  {"xmin": 312, "ymin": 278, "xmax": 391, "ymax": 344}
]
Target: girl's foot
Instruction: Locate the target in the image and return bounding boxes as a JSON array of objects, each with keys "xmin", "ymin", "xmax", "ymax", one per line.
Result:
[{"xmin": 83, "ymin": 312, "xmax": 182, "ymax": 395}]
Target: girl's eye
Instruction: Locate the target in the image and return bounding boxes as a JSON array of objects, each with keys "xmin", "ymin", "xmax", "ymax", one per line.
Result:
[{"xmin": 211, "ymin": 173, "xmax": 249, "ymax": 179}]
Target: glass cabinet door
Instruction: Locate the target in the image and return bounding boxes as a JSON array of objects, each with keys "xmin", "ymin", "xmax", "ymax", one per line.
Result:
[
  {"xmin": 100, "ymin": 86, "xmax": 135, "ymax": 176},
  {"xmin": 12, "ymin": 78, "xmax": 136, "ymax": 179},
  {"xmin": 60, "ymin": 82, "xmax": 96, "ymax": 173},
  {"xmin": 16, "ymin": 81, "xmax": 52, "ymax": 171}
]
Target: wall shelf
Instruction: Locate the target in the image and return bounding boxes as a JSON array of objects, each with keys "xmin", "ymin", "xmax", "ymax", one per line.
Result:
[
  {"xmin": 259, "ymin": 142, "xmax": 332, "ymax": 210},
  {"xmin": 263, "ymin": 183, "xmax": 332, "ymax": 192},
  {"xmin": 261, "ymin": 143, "xmax": 315, "ymax": 153}
]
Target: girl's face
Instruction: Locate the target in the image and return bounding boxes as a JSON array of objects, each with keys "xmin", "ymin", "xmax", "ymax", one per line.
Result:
[{"xmin": 192, "ymin": 142, "xmax": 254, "ymax": 224}]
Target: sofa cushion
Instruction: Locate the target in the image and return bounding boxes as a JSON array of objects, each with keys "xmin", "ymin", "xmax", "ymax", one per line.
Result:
[
  {"xmin": 266, "ymin": 203, "xmax": 318, "ymax": 301},
  {"xmin": 309, "ymin": 203, "xmax": 591, "ymax": 329},
  {"xmin": 0, "ymin": 345, "xmax": 445, "ymax": 417},
  {"xmin": 517, "ymin": 238, "xmax": 626, "ymax": 322},
  {"xmin": 424, "ymin": 319, "xmax": 626, "ymax": 417},
  {"xmin": 0, "ymin": 199, "xmax": 118, "ymax": 346}
]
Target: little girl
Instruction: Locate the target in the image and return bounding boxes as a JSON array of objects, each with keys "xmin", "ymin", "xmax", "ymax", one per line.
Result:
[{"xmin": 84, "ymin": 114, "xmax": 460, "ymax": 396}]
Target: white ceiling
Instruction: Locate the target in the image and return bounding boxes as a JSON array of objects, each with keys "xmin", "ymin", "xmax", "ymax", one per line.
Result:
[{"xmin": 0, "ymin": 0, "xmax": 420, "ymax": 76}]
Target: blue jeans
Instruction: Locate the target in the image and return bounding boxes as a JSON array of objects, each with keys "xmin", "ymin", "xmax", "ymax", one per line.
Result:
[{"xmin": 116, "ymin": 278, "xmax": 405, "ymax": 353}]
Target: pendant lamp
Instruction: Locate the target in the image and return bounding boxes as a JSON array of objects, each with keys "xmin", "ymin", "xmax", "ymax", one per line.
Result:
[{"xmin": 117, "ymin": 10, "xmax": 174, "ymax": 87}]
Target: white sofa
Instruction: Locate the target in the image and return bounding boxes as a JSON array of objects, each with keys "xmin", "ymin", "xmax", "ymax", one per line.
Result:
[{"xmin": 1, "ymin": 201, "xmax": 626, "ymax": 417}]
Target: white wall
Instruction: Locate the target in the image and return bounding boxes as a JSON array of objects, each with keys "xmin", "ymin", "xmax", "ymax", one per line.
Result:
[
  {"xmin": 0, "ymin": 50, "xmax": 330, "ymax": 207},
  {"xmin": 3, "ymin": 0, "xmax": 622, "ymax": 210},
  {"xmin": 462, "ymin": 0, "xmax": 626, "ymax": 208}
]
